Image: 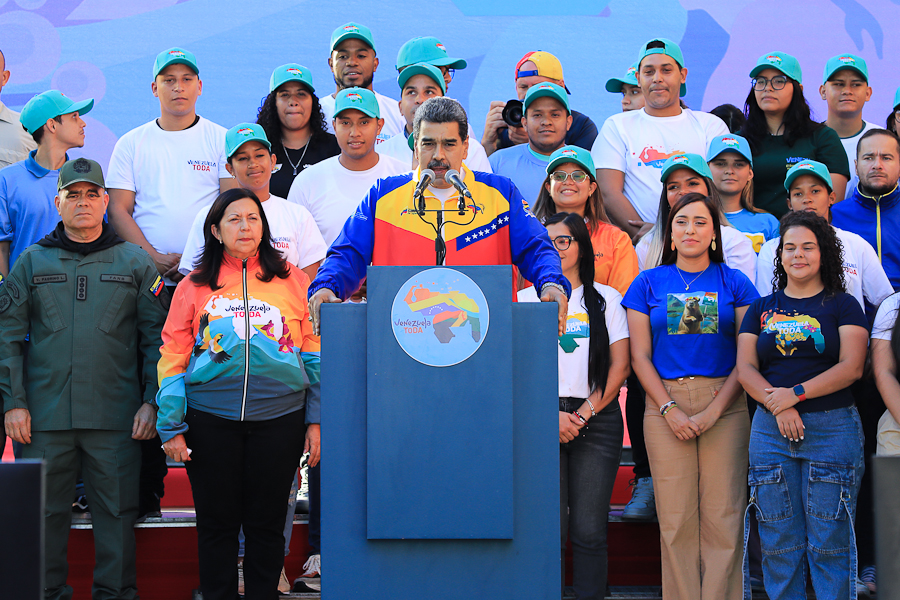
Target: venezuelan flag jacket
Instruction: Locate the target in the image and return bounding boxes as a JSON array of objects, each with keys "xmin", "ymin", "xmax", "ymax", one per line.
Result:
[
  {"xmin": 309, "ymin": 166, "xmax": 570, "ymax": 299},
  {"xmin": 156, "ymin": 254, "xmax": 320, "ymax": 443}
]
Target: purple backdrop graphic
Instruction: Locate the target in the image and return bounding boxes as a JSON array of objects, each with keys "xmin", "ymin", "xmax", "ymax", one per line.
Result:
[{"xmin": 1, "ymin": 0, "xmax": 898, "ymax": 169}]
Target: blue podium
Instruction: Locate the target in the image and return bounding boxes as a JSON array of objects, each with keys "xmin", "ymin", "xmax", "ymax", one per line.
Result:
[{"xmin": 321, "ymin": 265, "xmax": 560, "ymax": 599}]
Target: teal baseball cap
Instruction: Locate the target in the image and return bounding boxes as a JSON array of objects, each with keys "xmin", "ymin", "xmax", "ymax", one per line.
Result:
[
  {"xmin": 637, "ymin": 38, "xmax": 686, "ymax": 97},
  {"xmin": 225, "ymin": 123, "xmax": 271, "ymax": 158},
  {"xmin": 546, "ymin": 145, "xmax": 595, "ymax": 177},
  {"xmin": 749, "ymin": 51, "xmax": 802, "ymax": 84},
  {"xmin": 20, "ymin": 90, "xmax": 94, "ymax": 135},
  {"xmin": 153, "ymin": 47, "xmax": 199, "ymax": 79},
  {"xmin": 334, "ymin": 87, "xmax": 380, "ymax": 118},
  {"xmin": 270, "ymin": 64, "xmax": 315, "ymax": 93},
  {"xmin": 523, "ymin": 82, "xmax": 570, "ymax": 114},
  {"xmin": 784, "ymin": 159, "xmax": 833, "ymax": 192},
  {"xmin": 660, "ymin": 153, "xmax": 712, "ymax": 183},
  {"xmin": 605, "ymin": 62, "xmax": 639, "ymax": 93},
  {"xmin": 894, "ymin": 86, "xmax": 900, "ymax": 110},
  {"xmin": 823, "ymin": 53, "xmax": 868, "ymax": 84},
  {"xmin": 331, "ymin": 22, "xmax": 376, "ymax": 53},
  {"xmin": 396, "ymin": 36, "xmax": 466, "ymax": 71},
  {"xmin": 398, "ymin": 62, "xmax": 446, "ymax": 95},
  {"xmin": 706, "ymin": 134, "xmax": 753, "ymax": 166}
]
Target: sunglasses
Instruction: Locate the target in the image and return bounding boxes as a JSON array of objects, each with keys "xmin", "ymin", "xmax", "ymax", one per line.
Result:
[{"xmin": 549, "ymin": 170, "xmax": 589, "ymax": 183}]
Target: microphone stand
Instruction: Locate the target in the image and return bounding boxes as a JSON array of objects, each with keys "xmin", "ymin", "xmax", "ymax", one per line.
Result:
[{"xmin": 414, "ymin": 190, "xmax": 477, "ymax": 266}]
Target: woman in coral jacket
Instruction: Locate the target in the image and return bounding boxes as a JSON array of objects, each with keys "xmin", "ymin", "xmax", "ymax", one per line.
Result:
[{"xmin": 156, "ymin": 188, "xmax": 320, "ymax": 600}]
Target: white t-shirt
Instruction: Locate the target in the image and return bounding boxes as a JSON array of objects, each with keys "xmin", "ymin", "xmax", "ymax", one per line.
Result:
[
  {"xmin": 755, "ymin": 225, "xmax": 894, "ymax": 309},
  {"xmin": 872, "ymin": 292, "xmax": 900, "ymax": 340},
  {"xmin": 636, "ymin": 224, "xmax": 757, "ymax": 282},
  {"xmin": 177, "ymin": 194, "xmax": 327, "ymax": 277},
  {"xmin": 838, "ymin": 120, "xmax": 878, "ymax": 199},
  {"xmin": 287, "ymin": 154, "xmax": 410, "ymax": 247},
  {"xmin": 518, "ymin": 282, "xmax": 629, "ymax": 398},
  {"xmin": 320, "ymin": 90, "xmax": 405, "ymax": 144},
  {"xmin": 376, "ymin": 128, "xmax": 493, "ymax": 174},
  {"xmin": 106, "ymin": 117, "xmax": 229, "ymax": 283},
  {"xmin": 591, "ymin": 108, "xmax": 728, "ymax": 223}
]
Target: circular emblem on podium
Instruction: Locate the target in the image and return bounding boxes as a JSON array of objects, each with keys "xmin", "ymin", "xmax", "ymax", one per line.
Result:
[{"xmin": 390, "ymin": 268, "xmax": 489, "ymax": 367}]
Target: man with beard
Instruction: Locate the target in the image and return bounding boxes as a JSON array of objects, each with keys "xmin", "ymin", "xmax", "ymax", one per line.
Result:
[
  {"xmin": 318, "ymin": 22, "xmax": 405, "ymax": 144},
  {"xmin": 308, "ymin": 96, "xmax": 570, "ymax": 338},
  {"xmin": 488, "ymin": 82, "xmax": 572, "ymax": 202}
]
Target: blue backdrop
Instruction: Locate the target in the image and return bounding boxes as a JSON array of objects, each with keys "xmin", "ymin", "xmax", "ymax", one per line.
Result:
[{"xmin": 2, "ymin": 0, "xmax": 899, "ymax": 169}]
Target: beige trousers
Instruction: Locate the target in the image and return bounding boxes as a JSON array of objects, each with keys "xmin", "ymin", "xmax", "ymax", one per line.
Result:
[{"xmin": 644, "ymin": 375, "xmax": 750, "ymax": 600}]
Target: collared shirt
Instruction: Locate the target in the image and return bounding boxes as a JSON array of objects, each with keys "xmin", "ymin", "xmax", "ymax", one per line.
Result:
[
  {"xmin": 0, "ymin": 102, "xmax": 36, "ymax": 170},
  {"xmin": 0, "ymin": 150, "xmax": 64, "ymax": 270}
]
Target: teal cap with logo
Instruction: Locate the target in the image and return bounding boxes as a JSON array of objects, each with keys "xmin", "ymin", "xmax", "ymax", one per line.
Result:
[
  {"xmin": 706, "ymin": 134, "xmax": 753, "ymax": 166},
  {"xmin": 637, "ymin": 38, "xmax": 686, "ymax": 97},
  {"xmin": 153, "ymin": 47, "xmax": 199, "ymax": 79},
  {"xmin": 523, "ymin": 82, "xmax": 570, "ymax": 114},
  {"xmin": 225, "ymin": 123, "xmax": 271, "ymax": 158},
  {"xmin": 546, "ymin": 145, "xmax": 596, "ymax": 177},
  {"xmin": 398, "ymin": 62, "xmax": 446, "ymax": 95},
  {"xmin": 749, "ymin": 51, "xmax": 802, "ymax": 84},
  {"xmin": 58, "ymin": 157, "xmax": 105, "ymax": 191},
  {"xmin": 334, "ymin": 87, "xmax": 380, "ymax": 119},
  {"xmin": 784, "ymin": 159, "xmax": 833, "ymax": 192},
  {"xmin": 660, "ymin": 153, "xmax": 712, "ymax": 183},
  {"xmin": 823, "ymin": 53, "xmax": 868, "ymax": 84},
  {"xmin": 20, "ymin": 90, "xmax": 94, "ymax": 135},
  {"xmin": 894, "ymin": 86, "xmax": 900, "ymax": 111},
  {"xmin": 331, "ymin": 22, "xmax": 376, "ymax": 53},
  {"xmin": 605, "ymin": 62, "xmax": 640, "ymax": 93},
  {"xmin": 270, "ymin": 63, "xmax": 315, "ymax": 93},
  {"xmin": 396, "ymin": 36, "xmax": 467, "ymax": 71}
]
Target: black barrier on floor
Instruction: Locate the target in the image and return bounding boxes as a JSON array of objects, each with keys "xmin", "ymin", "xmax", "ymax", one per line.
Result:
[
  {"xmin": 874, "ymin": 456, "xmax": 900, "ymax": 600},
  {"xmin": 0, "ymin": 460, "xmax": 43, "ymax": 600}
]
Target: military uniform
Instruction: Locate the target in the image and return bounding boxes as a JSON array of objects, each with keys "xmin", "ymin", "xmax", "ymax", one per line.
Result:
[{"xmin": 0, "ymin": 224, "xmax": 167, "ymax": 600}]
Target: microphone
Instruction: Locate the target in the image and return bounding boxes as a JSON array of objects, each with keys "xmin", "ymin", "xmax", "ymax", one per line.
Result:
[
  {"xmin": 414, "ymin": 169, "xmax": 434, "ymax": 215},
  {"xmin": 445, "ymin": 169, "xmax": 473, "ymax": 200}
]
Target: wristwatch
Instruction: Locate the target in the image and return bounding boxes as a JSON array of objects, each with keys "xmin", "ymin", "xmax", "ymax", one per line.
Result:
[{"xmin": 792, "ymin": 384, "xmax": 806, "ymax": 402}]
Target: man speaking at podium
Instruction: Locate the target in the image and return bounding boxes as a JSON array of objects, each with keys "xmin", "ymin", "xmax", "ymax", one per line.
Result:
[{"xmin": 308, "ymin": 95, "xmax": 569, "ymax": 335}]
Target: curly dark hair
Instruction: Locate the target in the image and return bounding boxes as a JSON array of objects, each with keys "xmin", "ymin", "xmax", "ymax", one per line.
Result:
[
  {"xmin": 740, "ymin": 75, "xmax": 821, "ymax": 155},
  {"xmin": 660, "ymin": 193, "xmax": 726, "ymax": 266},
  {"xmin": 256, "ymin": 82, "xmax": 329, "ymax": 156},
  {"xmin": 190, "ymin": 188, "xmax": 291, "ymax": 290},
  {"xmin": 771, "ymin": 211, "xmax": 845, "ymax": 295}
]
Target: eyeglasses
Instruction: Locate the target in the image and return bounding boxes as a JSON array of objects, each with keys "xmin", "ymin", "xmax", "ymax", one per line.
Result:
[
  {"xmin": 549, "ymin": 170, "xmax": 589, "ymax": 183},
  {"xmin": 439, "ymin": 66, "xmax": 455, "ymax": 81},
  {"xmin": 552, "ymin": 235, "xmax": 575, "ymax": 250},
  {"xmin": 752, "ymin": 75, "xmax": 788, "ymax": 91}
]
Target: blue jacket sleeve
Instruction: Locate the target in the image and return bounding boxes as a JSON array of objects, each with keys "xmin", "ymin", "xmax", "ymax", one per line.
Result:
[
  {"xmin": 308, "ymin": 185, "xmax": 378, "ymax": 300},
  {"xmin": 505, "ymin": 180, "xmax": 571, "ymax": 297}
]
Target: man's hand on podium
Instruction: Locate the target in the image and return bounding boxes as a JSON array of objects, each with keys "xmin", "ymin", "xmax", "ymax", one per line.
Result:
[
  {"xmin": 540, "ymin": 285, "xmax": 568, "ymax": 337},
  {"xmin": 309, "ymin": 288, "xmax": 343, "ymax": 336}
]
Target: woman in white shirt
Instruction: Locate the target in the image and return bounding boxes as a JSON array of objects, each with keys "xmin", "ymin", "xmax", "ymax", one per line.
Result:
[{"xmin": 519, "ymin": 212, "xmax": 630, "ymax": 600}]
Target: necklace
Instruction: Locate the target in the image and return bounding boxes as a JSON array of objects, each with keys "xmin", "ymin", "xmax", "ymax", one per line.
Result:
[
  {"xmin": 676, "ymin": 265, "xmax": 708, "ymax": 291},
  {"xmin": 283, "ymin": 138, "xmax": 310, "ymax": 176}
]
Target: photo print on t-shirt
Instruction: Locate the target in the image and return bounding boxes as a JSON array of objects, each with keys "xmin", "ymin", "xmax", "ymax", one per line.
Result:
[
  {"xmin": 760, "ymin": 309, "xmax": 825, "ymax": 356},
  {"xmin": 667, "ymin": 292, "xmax": 718, "ymax": 335}
]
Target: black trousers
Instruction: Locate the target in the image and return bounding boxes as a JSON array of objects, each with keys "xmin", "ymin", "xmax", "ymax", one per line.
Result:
[
  {"xmin": 625, "ymin": 373, "xmax": 651, "ymax": 479},
  {"xmin": 184, "ymin": 407, "xmax": 307, "ymax": 600}
]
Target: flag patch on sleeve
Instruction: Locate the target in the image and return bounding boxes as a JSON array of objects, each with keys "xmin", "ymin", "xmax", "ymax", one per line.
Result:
[{"xmin": 150, "ymin": 275, "xmax": 164, "ymax": 296}]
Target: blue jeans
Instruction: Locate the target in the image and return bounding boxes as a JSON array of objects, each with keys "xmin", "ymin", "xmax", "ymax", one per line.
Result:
[
  {"xmin": 744, "ymin": 407, "xmax": 864, "ymax": 600},
  {"xmin": 559, "ymin": 397, "xmax": 623, "ymax": 600}
]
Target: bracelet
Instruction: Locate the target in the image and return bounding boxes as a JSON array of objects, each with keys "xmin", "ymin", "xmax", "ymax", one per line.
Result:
[
  {"xmin": 660, "ymin": 400, "xmax": 677, "ymax": 416},
  {"xmin": 585, "ymin": 397, "xmax": 596, "ymax": 417},
  {"xmin": 540, "ymin": 282, "xmax": 567, "ymax": 297},
  {"xmin": 572, "ymin": 410, "xmax": 587, "ymax": 425}
]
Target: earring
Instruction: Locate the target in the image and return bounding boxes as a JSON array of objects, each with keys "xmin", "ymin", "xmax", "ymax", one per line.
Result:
[
  {"xmin": 711, "ymin": 238, "xmax": 717, "ymax": 251},
  {"xmin": 671, "ymin": 238, "xmax": 676, "ymax": 251}
]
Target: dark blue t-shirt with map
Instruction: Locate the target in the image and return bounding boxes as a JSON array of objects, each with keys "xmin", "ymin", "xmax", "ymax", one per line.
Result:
[
  {"xmin": 740, "ymin": 290, "xmax": 868, "ymax": 413},
  {"xmin": 622, "ymin": 262, "xmax": 759, "ymax": 379}
]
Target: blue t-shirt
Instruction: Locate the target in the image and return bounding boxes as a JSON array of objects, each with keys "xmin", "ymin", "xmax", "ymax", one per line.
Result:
[
  {"xmin": 725, "ymin": 209, "xmax": 780, "ymax": 254},
  {"xmin": 622, "ymin": 262, "xmax": 759, "ymax": 379},
  {"xmin": 0, "ymin": 150, "xmax": 64, "ymax": 270},
  {"xmin": 488, "ymin": 143, "xmax": 550, "ymax": 204},
  {"xmin": 740, "ymin": 290, "xmax": 867, "ymax": 413}
]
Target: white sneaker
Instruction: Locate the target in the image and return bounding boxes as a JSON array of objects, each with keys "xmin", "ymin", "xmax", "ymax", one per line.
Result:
[{"xmin": 300, "ymin": 553, "xmax": 320, "ymax": 578}]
